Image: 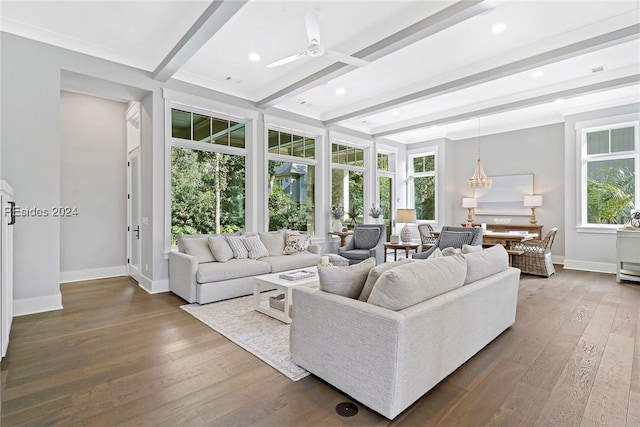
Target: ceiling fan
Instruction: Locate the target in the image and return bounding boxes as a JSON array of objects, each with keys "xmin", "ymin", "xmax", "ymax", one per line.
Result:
[{"xmin": 267, "ymin": 8, "xmax": 370, "ymax": 69}]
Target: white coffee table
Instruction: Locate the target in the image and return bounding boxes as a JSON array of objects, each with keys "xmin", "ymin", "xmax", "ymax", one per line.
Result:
[{"xmin": 253, "ymin": 266, "xmax": 319, "ymax": 324}]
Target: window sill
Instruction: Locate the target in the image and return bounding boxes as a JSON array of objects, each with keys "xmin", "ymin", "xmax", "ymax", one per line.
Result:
[{"xmin": 575, "ymin": 226, "xmax": 619, "ymax": 234}]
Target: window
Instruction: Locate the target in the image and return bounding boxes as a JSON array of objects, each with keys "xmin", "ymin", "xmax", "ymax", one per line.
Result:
[
  {"xmin": 267, "ymin": 129, "xmax": 316, "ymax": 234},
  {"xmin": 410, "ymin": 153, "xmax": 436, "ymax": 221},
  {"xmin": 377, "ymin": 153, "xmax": 389, "ymax": 171},
  {"xmin": 331, "ymin": 143, "xmax": 365, "ymax": 227},
  {"xmin": 170, "ymin": 108, "xmax": 246, "ymax": 242},
  {"xmin": 581, "ymin": 122, "xmax": 639, "ymax": 226}
]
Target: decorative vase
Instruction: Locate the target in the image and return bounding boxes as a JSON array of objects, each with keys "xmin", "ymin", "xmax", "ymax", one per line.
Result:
[
  {"xmin": 372, "ymin": 216, "xmax": 382, "ymax": 224},
  {"xmin": 332, "ymin": 219, "xmax": 344, "ymax": 232}
]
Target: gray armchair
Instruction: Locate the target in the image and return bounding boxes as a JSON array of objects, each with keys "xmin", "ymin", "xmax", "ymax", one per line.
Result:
[
  {"xmin": 414, "ymin": 226, "xmax": 483, "ymax": 259},
  {"xmin": 338, "ymin": 224, "xmax": 386, "ymax": 265}
]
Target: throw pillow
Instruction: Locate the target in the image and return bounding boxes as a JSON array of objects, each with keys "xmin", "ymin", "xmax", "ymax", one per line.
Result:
[
  {"xmin": 226, "ymin": 236, "xmax": 249, "ymax": 259},
  {"xmin": 353, "ymin": 227, "xmax": 381, "ymax": 249},
  {"xmin": 283, "ymin": 232, "xmax": 310, "ymax": 255},
  {"xmin": 368, "ymin": 255, "xmax": 467, "ymax": 311},
  {"xmin": 243, "ymin": 235, "xmax": 269, "ymax": 259},
  {"xmin": 463, "ymin": 244, "xmax": 508, "ymax": 285},
  {"xmin": 208, "ymin": 236, "xmax": 234, "ymax": 262},
  {"xmin": 427, "ymin": 247, "xmax": 443, "ymax": 259},
  {"xmin": 442, "ymin": 247, "xmax": 461, "ymax": 256},
  {"xmin": 439, "ymin": 231, "xmax": 474, "ymax": 249},
  {"xmin": 319, "ymin": 257, "xmax": 376, "ymax": 299},
  {"xmin": 358, "ymin": 258, "xmax": 413, "ymax": 301},
  {"xmin": 178, "ymin": 235, "xmax": 215, "ymax": 264},
  {"xmin": 258, "ymin": 231, "xmax": 285, "ymax": 256},
  {"xmin": 462, "ymin": 244, "xmax": 482, "ymax": 254}
]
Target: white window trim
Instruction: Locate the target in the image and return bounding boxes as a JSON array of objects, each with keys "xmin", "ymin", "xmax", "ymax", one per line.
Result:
[
  {"xmin": 576, "ymin": 118, "xmax": 639, "ymax": 233},
  {"xmin": 330, "ymin": 140, "xmax": 371, "ymax": 223},
  {"xmin": 408, "ymin": 148, "xmax": 439, "ymax": 224}
]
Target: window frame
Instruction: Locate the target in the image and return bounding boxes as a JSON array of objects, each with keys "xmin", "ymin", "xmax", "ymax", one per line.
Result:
[
  {"xmin": 578, "ymin": 119, "xmax": 639, "ymax": 231},
  {"xmin": 408, "ymin": 149, "xmax": 438, "ymax": 224},
  {"xmin": 330, "ymin": 140, "xmax": 369, "ymax": 226}
]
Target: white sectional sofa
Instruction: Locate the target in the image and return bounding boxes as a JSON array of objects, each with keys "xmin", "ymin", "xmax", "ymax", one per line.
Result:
[
  {"xmin": 169, "ymin": 230, "xmax": 321, "ymax": 304},
  {"xmin": 290, "ymin": 245, "xmax": 520, "ymax": 419}
]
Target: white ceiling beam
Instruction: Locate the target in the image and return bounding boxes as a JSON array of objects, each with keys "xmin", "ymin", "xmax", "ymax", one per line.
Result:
[
  {"xmin": 324, "ymin": 24, "xmax": 640, "ymax": 126},
  {"xmin": 153, "ymin": 0, "xmax": 248, "ymax": 82},
  {"xmin": 255, "ymin": 0, "xmax": 496, "ymax": 109},
  {"xmin": 372, "ymin": 74, "xmax": 640, "ymax": 138}
]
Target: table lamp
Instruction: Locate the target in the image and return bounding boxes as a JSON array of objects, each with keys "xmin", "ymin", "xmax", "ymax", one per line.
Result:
[
  {"xmin": 396, "ymin": 209, "xmax": 416, "ymax": 243},
  {"xmin": 462, "ymin": 198, "xmax": 477, "ymax": 224},
  {"xmin": 523, "ymin": 195, "xmax": 542, "ymax": 224}
]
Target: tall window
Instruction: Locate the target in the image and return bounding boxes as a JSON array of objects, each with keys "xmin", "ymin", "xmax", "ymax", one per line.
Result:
[
  {"xmin": 377, "ymin": 152, "xmax": 394, "ymax": 240},
  {"xmin": 170, "ymin": 108, "xmax": 246, "ymax": 242},
  {"xmin": 267, "ymin": 129, "xmax": 316, "ymax": 234},
  {"xmin": 331, "ymin": 143, "xmax": 365, "ymax": 228},
  {"xmin": 581, "ymin": 122, "xmax": 639, "ymax": 226},
  {"xmin": 410, "ymin": 153, "xmax": 436, "ymax": 221}
]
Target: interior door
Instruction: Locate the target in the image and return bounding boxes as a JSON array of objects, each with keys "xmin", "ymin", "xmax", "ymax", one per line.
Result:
[{"xmin": 127, "ymin": 148, "xmax": 141, "ymax": 280}]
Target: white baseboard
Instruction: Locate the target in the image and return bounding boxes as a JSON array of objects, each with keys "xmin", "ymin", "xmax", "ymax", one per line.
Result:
[
  {"xmin": 563, "ymin": 259, "xmax": 616, "ymax": 274},
  {"xmin": 552, "ymin": 255, "xmax": 565, "ymax": 265},
  {"xmin": 14, "ymin": 293, "xmax": 63, "ymax": 316},
  {"xmin": 136, "ymin": 274, "xmax": 169, "ymax": 294},
  {"xmin": 60, "ymin": 266, "xmax": 127, "ymax": 283}
]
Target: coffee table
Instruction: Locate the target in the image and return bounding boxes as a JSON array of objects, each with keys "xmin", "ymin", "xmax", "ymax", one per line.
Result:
[{"xmin": 253, "ymin": 266, "xmax": 319, "ymax": 324}]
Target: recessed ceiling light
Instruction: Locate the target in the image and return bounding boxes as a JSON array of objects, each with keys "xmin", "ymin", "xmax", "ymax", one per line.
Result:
[
  {"xmin": 248, "ymin": 53, "xmax": 261, "ymax": 62},
  {"xmin": 430, "ymin": 125, "xmax": 438, "ymax": 130},
  {"xmin": 336, "ymin": 88, "xmax": 346, "ymax": 95},
  {"xmin": 492, "ymin": 23, "xmax": 506, "ymax": 34},
  {"xmin": 555, "ymin": 98, "xmax": 565, "ymax": 104},
  {"xmin": 531, "ymin": 70, "xmax": 544, "ymax": 78},
  {"xmin": 391, "ymin": 110, "xmax": 400, "ymax": 116}
]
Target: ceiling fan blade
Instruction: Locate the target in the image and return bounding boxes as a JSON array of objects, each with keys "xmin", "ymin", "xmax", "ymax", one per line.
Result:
[
  {"xmin": 267, "ymin": 52, "xmax": 308, "ymax": 68},
  {"xmin": 325, "ymin": 50, "xmax": 370, "ymax": 68},
  {"xmin": 305, "ymin": 7, "xmax": 321, "ymax": 45}
]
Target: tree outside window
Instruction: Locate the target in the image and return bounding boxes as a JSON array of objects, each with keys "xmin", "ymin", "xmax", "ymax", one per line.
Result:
[
  {"xmin": 411, "ymin": 154, "xmax": 436, "ymax": 221},
  {"xmin": 331, "ymin": 143, "xmax": 365, "ymax": 228}
]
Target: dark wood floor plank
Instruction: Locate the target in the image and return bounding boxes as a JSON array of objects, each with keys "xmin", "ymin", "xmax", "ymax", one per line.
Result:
[{"xmin": 2, "ymin": 269, "xmax": 638, "ymax": 426}]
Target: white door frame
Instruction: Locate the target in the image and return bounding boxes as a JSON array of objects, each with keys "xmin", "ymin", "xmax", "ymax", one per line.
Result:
[{"xmin": 126, "ymin": 103, "xmax": 141, "ymax": 281}]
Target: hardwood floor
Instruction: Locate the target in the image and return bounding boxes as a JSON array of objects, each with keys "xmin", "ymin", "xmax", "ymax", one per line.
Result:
[{"xmin": 1, "ymin": 267, "xmax": 639, "ymax": 426}]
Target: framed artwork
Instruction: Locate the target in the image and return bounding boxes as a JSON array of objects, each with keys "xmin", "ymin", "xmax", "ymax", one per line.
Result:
[{"xmin": 474, "ymin": 174, "xmax": 534, "ymax": 215}]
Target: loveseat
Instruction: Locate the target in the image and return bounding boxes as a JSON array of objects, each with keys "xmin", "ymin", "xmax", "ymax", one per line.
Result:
[
  {"xmin": 169, "ymin": 230, "xmax": 321, "ymax": 304},
  {"xmin": 290, "ymin": 245, "xmax": 520, "ymax": 419}
]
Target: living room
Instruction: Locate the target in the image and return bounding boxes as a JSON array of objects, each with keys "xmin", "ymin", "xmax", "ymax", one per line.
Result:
[{"xmin": 1, "ymin": 0, "xmax": 639, "ymax": 425}]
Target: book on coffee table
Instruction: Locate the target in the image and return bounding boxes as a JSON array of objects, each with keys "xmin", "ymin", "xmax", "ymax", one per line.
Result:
[{"xmin": 279, "ymin": 270, "xmax": 316, "ymax": 281}]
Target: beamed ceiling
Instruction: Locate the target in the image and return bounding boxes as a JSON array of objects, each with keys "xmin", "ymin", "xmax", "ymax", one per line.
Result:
[{"xmin": 1, "ymin": 0, "xmax": 639, "ymax": 143}]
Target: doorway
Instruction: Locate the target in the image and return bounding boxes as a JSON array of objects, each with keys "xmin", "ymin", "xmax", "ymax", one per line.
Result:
[{"xmin": 126, "ymin": 104, "xmax": 141, "ymax": 281}]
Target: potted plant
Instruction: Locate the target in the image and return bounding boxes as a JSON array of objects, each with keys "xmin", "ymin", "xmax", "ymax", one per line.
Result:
[
  {"xmin": 347, "ymin": 205, "xmax": 362, "ymax": 229},
  {"xmin": 330, "ymin": 205, "xmax": 345, "ymax": 232},
  {"xmin": 369, "ymin": 204, "xmax": 382, "ymax": 223}
]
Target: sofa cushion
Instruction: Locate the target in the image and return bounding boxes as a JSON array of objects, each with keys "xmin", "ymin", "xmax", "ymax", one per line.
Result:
[
  {"xmin": 353, "ymin": 227, "xmax": 381, "ymax": 249},
  {"xmin": 463, "ymin": 244, "xmax": 509, "ymax": 285},
  {"xmin": 462, "ymin": 244, "xmax": 483, "ymax": 254},
  {"xmin": 178, "ymin": 235, "xmax": 215, "ymax": 264},
  {"xmin": 368, "ymin": 255, "xmax": 467, "ymax": 311},
  {"xmin": 208, "ymin": 235, "xmax": 234, "ymax": 262},
  {"xmin": 259, "ymin": 231, "xmax": 286, "ymax": 256},
  {"xmin": 196, "ymin": 259, "xmax": 270, "ymax": 283},
  {"xmin": 439, "ymin": 230, "xmax": 474, "ymax": 248},
  {"xmin": 260, "ymin": 252, "xmax": 322, "ymax": 273},
  {"xmin": 226, "ymin": 236, "xmax": 249, "ymax": 259},
  {"xmin": 319, "ymin": 258, "xmax": 376, "ymax": 299},
  {"xmin": 358, "ymin": 259, "xmax": 413, "ymax": 301},
  {"xmin": 243, "ymin": 235, "xmax": 269, "ymax": 259},
  {"xmin": 442, "ymin": 247, "xmax": 461, "ymax": 256},
  {"xmin": 428, "ymin": 247, "xmax": 443, "ymax": 259},
  {"xmin": 283, "ymin": 232, "xmax": 310, "ymax": 255}
]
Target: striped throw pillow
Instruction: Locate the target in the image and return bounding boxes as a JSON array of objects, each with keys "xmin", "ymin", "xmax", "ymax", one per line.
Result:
[
  {"xmin": 243, "ymin": 235, "xmax": 269, "ymax": 259},
  {"xmin": 226, "ymin": 236, "xmax": 249, "ymax": 259}
]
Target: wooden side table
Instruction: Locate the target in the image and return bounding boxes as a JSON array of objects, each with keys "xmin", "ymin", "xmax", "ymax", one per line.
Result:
[
  {"xmin": 384, "ymin": 242, "xmax": 420, "ymax": 262},
  {"xmin": 328, "ymin": 231, "xmax": 353, "ymax": 247}
]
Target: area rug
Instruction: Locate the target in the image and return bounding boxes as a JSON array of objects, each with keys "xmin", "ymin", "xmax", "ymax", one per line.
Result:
[{"xmin": 181, "ymin": 293, "xmax": 309, "ymax": 381}]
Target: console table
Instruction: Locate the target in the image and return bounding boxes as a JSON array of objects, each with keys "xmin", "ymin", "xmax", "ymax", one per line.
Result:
[
  {"xmin": 466, "ymin": 223, "xmax": 543, "ymax": 246},
  {"xmin": 616, "ymin": 229, "xmax": 640, "ymax": 284}
]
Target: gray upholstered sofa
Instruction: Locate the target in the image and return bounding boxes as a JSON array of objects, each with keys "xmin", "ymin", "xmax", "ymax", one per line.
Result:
[
  {"xmin": 290, "ymin": 245, "xmax": 519, "ymax": 419},
  {"xmin": 169, "ymin": 230, "xmax": 321, "ymax": 304}
]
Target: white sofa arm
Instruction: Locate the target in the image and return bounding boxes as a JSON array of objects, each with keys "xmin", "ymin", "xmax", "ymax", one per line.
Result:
[
  {"xmin": 290, "ymin": 287, "xmax": 404, "ymax": 418},
  {"xmin": 168, "ymin": 251, "xmax": 198, "ymax": 303}
]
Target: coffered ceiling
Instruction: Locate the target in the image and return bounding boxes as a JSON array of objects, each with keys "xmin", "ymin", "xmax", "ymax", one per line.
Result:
[{"xmin": 1, "ymin": 0, "xmax": 639, "ymax": 143}]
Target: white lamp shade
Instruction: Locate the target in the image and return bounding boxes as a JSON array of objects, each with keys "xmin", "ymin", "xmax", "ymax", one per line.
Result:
[
  {"xmin": 523, "ymin": 195, "xmax": 543, "ymax": 207},
  {"xmin": 462, "ymin": 197, "xmax": 478, "ymax": 208},
  {"xmin": 396, "ymin": 208, "xmax": 416, "ymax": 223}
]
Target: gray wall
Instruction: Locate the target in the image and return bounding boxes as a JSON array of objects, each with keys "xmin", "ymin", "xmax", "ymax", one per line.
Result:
[
  {"xmin": 424, "ymin": 123, "xmax": 566, "ymax": 260},
  {"xmin": 60, "ymin": 91, "xmax": 127, "ymax": 275}
]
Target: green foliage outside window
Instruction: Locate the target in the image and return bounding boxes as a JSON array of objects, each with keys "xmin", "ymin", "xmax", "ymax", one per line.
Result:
[
  {"xmin": 171, "ymin": 148, "xmax": 245, "ymax": 243},
  {"xmin": 267, "ymin": 160, "xmax": 315, "ymax": 233},
  {"xmin": 331, "ymin": 169, "xmax": 363, "ymax": 227},
  {"xmin": 587, "ymin": 163, "xmax": 635, "ymax": 224}
]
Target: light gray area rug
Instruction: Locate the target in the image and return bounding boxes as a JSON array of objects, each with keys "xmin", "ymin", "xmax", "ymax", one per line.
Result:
[{"xmin": 181, "ymin": 294, "xmax": 309, "ymax": 381}]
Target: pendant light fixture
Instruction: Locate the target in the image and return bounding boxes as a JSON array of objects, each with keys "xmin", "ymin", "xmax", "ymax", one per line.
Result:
[{"xmin": 468, "ymin": 117, "xmax": 492, "ymax": 189}]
